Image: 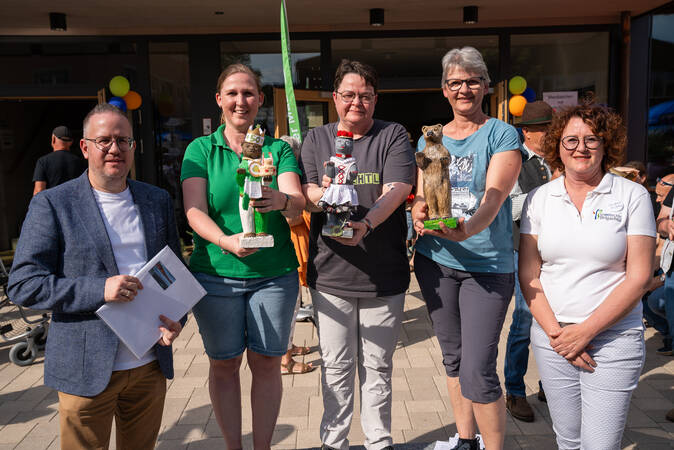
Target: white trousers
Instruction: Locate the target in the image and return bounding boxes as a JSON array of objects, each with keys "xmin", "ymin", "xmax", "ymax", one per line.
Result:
[
  {"xmin": 311, "ymin": 289, "xmax": 405, "ymax": 450},
  {"xmin": 531, "ymin": 321, "xmax": 644, "ymax": 450}
]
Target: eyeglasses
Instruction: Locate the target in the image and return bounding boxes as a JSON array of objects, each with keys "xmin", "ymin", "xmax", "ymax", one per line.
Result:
[
  {"xmin": 335, "ymin": 91, "xmax": 376, "ymax": 104},
  {"xmin": 84, "ymin": 136, "xmax": 135, "ymax": 152},
  {"xmin": 444, "ymin": 77, "xmax": 485, "ymax": 91},
  {"xmin": 657, "ymin": 177, "xmax": 674, "ymax": 187},
  {"xmin": 561, "ymin": 135, "xmax": 602, "ymax": 151}
]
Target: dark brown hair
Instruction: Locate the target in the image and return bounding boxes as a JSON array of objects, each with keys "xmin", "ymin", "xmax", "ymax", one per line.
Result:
[
  {"xmin": 333, "ymin": 59, "xmax": 378, "ymax": 93},
  {"xmin": 542, "ymin": 98, "xmax": 626, "ymax": 174},
  {"xmin": 216, "ymin": 63, "xmax": 262, "ymax": 93}
]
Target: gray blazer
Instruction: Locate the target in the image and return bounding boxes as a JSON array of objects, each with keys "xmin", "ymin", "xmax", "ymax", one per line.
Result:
[{"xmin": 8, "ymin": 172, "xmax": 183, "ymax": 397}]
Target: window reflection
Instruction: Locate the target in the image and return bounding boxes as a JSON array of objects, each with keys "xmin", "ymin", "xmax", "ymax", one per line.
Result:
[
  {"xmin": 647, "ymin": 14, "xmax": 674, "ymax": 179},
  {"xmin": 149, "ymin": 42, "xmax": 191, "ymax": 240},
  {"xmin": 220, "ymin": 40, "xmax": 321, "ymax": 133},
  {"xmin": 331, "ymin": 36, "xmax": 499, "ymax": 89},
  {"xmin": 511, "ymin": 32, "xmax": 609, "ymax": 104}
]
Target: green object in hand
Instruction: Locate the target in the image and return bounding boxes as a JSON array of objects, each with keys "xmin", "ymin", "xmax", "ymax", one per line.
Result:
[{"xmin": 424, "ymin": 217, "xmax": 458, "ymax": 230}]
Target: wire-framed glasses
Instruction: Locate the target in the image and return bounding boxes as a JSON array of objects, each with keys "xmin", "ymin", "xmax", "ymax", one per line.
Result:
[
  {"xmin": 83, "ymin": 136, "xmax": 135, "ymax": 152},
  {"xmin": 444, "ymin": 77, "xmax": 485, "ymax": 91},
  {"xmin": 561, "ymin": 135, "xmax": 602, "ymax": 151},
  {"xmin": 335, "ymin": 91, "xmax": 375, "ymax": 104}
]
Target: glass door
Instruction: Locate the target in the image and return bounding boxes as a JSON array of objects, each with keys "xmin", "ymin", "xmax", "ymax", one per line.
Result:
[{"xmin": 273, "ymin": 89, "xmax": 337, "ymax": 139}]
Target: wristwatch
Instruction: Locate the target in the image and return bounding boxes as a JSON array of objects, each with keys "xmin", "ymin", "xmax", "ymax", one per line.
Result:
[{"xmin": 660, "ymin": 273, "xmax": 666, "ymax": 282}]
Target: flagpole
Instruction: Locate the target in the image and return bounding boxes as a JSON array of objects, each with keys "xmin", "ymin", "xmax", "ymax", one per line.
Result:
[{"xmin": 280, "ymin": 0, "xmax": 302, "ymax": 143}]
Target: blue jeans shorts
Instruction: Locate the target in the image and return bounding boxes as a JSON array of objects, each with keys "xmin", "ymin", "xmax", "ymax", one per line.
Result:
[{"xmin": 192, "ymin": 270, "xmax": 299, "ymax": 359}]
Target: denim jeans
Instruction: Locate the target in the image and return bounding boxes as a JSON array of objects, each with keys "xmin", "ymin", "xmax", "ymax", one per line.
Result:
[
  {"xmin": 644, "ymin": 285, "xmax": 669, "ymax": 337},
  {"xmin": 504, "ymin": 251, "xmax": 533, "ymax": 397},
  {"xmin": 661, "ymin": 269, "xmax": 674, "ymax": 340}
]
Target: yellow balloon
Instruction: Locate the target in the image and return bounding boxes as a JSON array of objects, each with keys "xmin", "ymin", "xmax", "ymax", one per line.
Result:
[
  {"xmin": 509, "ymin": 76, "xmax": 527, "ymax": 95},
  {"xmin": 109, "ymin": 76, "xmax": 130, "ymax": 97},
  {"xmin": 123, "ymin": 91, "xmax": 142, "ymax": 110},
  {"xmin": 509, "ymin": 95, "xmax": 527, "ymax": 117}
]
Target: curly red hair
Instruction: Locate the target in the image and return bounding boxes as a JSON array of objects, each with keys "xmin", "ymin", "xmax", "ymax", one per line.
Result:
[{"xmin": 542, "ymin": 99, "xmax": 626, "ymax": 174}]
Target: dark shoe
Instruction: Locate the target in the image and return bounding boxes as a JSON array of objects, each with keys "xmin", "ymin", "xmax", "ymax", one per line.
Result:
[
  {"xmin": 451, "ymin": 436, "xmax": 479, "ymax": 450},
  {"xmin": 537, "ymin": 380, "xmax": 547, "ymax": 403},
  {"xmin": 321, "ymin": 445, "xmax": 339, "ymax": 450},
  {"xmin": 657, "ymin": 338, "xmax": 673, "ymax": 356},
  {"xmin": 666, "ymin": 408, "xmax": 674, "ymax": 422},
  {"xmin": 506, "ymin": 394, "xmax": 535, "ymax": 422}
]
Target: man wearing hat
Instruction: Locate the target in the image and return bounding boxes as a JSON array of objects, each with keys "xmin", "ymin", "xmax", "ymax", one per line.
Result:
[
  {"xmin": 33, "ymin": 125, "xmax": 86, "ymax": 195},
  {"xmin": 504, "ymin": 100, "xmax": 554, "ymax": 422}
]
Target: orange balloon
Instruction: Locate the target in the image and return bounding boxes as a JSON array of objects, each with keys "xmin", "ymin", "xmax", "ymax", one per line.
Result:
[
  {"xmin": 123, "ymin": 90, "xmax": 142, "ymax": 110},
  {"xmin": 509, "ymin": 95, "xmax": 527, "ymax": 117}
]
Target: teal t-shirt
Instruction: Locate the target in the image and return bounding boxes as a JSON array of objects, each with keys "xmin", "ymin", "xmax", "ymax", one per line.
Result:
[
  {"xmin": 415, "ymin": 118, "xmax": 521, "ymax": 273},
  {"xmin": 180, "ymin": 124, "xmax": 301, "ymax": 278}
]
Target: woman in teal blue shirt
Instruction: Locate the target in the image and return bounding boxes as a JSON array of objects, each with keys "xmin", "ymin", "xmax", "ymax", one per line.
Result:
[{"xmin": 411, "ymin": 47, "xmax": 521, "ymax": 450}]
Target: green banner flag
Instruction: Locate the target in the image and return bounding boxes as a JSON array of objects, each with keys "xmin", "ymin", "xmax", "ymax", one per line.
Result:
[{"xmin": 280, "ymin": 0, "xmax": 302, "ymax": 143}]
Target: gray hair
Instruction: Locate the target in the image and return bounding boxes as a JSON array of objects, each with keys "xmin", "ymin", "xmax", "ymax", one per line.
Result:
[
  {"xmin": 279, "ymin": 135, "xmax": 302, "ymax": 160},
  {"xmin": 440, "ymin": 46, "xmax": 491, "ymax": 87},
  {"xmin": 83, "ymin": 103, "xmax": 129, "ymax": 137}
]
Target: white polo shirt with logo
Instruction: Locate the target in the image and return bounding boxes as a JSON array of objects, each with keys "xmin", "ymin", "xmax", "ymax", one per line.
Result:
[{"xmin": 520, "ymin": 173, "xmax": 655, "ymax": 330}]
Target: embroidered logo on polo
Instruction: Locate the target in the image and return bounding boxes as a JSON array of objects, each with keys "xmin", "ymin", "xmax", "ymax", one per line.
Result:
[{"xmin": 593, "ymin": 209, "xmax": 622, "ymax": 222}]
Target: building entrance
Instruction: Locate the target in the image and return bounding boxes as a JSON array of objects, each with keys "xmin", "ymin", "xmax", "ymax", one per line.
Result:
[{"xmin": 0, "ymin": 98, "xmax": 96, "ymax": 250}]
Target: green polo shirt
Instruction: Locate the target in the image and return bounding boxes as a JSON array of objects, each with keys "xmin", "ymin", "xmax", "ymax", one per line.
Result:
[{"xmin": 180, "ymin": 124, "xmax": 300, "ymax": 278}]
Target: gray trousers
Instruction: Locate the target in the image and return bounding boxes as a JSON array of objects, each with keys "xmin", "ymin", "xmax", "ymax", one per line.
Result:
[
  {"xmin": 311, "ymin": 289, "xmax": 405, "ymax": 450},
  {"xmin": 531, "ymin": 321, "xmax": 644, "ymax": 450}
]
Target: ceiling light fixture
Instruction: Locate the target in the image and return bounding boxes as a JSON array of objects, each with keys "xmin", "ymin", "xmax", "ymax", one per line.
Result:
[
  {"xmin": 463, "ymin": 6, "xmax": 478, "ymax": 25},
  {"xmin": 370, "ymin": 8, "xmax": 384, "ymax": 27},
  {"xmin": 49, "ymin": 12, "xmax": 67, "ymax": 32}
]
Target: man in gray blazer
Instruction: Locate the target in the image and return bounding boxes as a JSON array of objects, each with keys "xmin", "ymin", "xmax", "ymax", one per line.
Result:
[{"xmin": 8, "ymin": 104, "xmax": 183, "ymax": 449}]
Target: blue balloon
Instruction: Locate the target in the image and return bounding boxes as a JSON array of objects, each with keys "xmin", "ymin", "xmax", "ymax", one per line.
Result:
[
  {"xmin": 522, "ymin": 87, "xmax": 536, "ymax": 103},
  {"xmin": 109, "ymin": 96, "xmax": 127, "ymax": 112}
]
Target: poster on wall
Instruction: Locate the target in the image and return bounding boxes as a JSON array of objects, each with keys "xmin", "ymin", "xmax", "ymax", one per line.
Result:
[{"xmin": 543, "ymin": 91, "xmax": 578, "ymax": 110}]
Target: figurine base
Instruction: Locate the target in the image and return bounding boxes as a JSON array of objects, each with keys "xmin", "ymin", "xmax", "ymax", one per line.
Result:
[
  {"xmin": 321, "ymin": 225, "xmax": 354, "ymax": 238},
  {"xmin": 424, "ymin": 217, "xmax": 458, "ymax": 230},
  {"xmin": 239, "ymin": 235, "xmax": 274, "ymax": 248}
]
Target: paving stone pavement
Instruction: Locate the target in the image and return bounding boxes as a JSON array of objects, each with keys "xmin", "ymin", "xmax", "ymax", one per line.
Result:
[{"xmin": 1, "ymin": 274, "xmax": 673, "ymax": 449}]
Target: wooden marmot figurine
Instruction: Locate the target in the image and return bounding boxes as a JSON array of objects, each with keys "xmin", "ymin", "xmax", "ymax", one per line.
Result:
[{"xmin": 416, "ymin": 124, "xmax": 451, "ymax": 220}]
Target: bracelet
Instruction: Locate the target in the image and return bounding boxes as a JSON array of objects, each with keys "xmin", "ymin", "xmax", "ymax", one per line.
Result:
[
  {"xmin": 281, "ymin": 193, "xmax": 291, "ymax": 211},
  {"xmin": 362, "ymin": 217, "xmax": 374, "ymax": 237},
  {"xmin": 217, "ymin": 234, "xmax": 229, "ymax": 255}
]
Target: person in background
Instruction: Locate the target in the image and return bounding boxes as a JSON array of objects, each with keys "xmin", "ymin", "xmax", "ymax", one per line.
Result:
[
  {"xmin": 411, "ymin": 47, "xmax": 522, "ymax": 450},
  {"xmin": 519, "ymin": 100, "xmax": 655, "ymax": 449},
  {"xmin": 622, "ymin": 160, "xmax": 648, "ymax": 188},
  {"xmin": 9, "ymin": 104, "xmax": 183, "ymax": 449},
  {"xmin": 301, "ymin": 59, "xmax": 414, "ymax": 450},
  {"xmin": 279, "ymin": 134, "xmax": 315, "ymax": 375},
  {"xmin": 504, "ymin": 100, "xmax": 554, "ymax": 423},
  {"xmin": 181, "ymin": 64, "xmax": 305, "ymax": 449},
  {"xmin": 33, "ymin": 125, "xmax": 86, "ymax": 195},
  {"xmin": 654, "ymin": 173, "xmax": 674, "ymax": 357}
]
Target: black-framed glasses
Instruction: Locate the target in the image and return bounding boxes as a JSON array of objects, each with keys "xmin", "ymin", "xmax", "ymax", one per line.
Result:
[
  {"xmin": 444, "ymin": 77, "xmax": 485, "ymax": 91},
  {"xmin": 561, "ymin": 135, "xmax": 602, "ymax": 151},
  {"xmin": 335, "ymin": 91, "xmax": 376, "ymax": 104},
  {"xmin": 84, "ymin": 136, "xmax": 135, "ymax": 152},
  {"xmin": 657, "ymin": 177, "xmax": 674, "ymax": 187}
]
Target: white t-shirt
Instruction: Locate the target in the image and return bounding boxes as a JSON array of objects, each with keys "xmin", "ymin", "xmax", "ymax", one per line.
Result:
[
  {"xmin": 520, "ymin": 173, "xmax": 655, "ymax": 330},
  {"xmin": 93, "ymin": 187, "xmax": 156, "ymax": 370}
]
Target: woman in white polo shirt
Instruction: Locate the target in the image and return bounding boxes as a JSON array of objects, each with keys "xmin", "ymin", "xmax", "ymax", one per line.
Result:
[{"xmin": 519, "ymin": 101, "xmax": 656, "ymax": 450}]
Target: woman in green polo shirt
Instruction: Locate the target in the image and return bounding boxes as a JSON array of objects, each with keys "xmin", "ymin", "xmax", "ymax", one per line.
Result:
[{"xmin": 181, "ymin": 63, "xmax": 305, "ymax": 449}]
